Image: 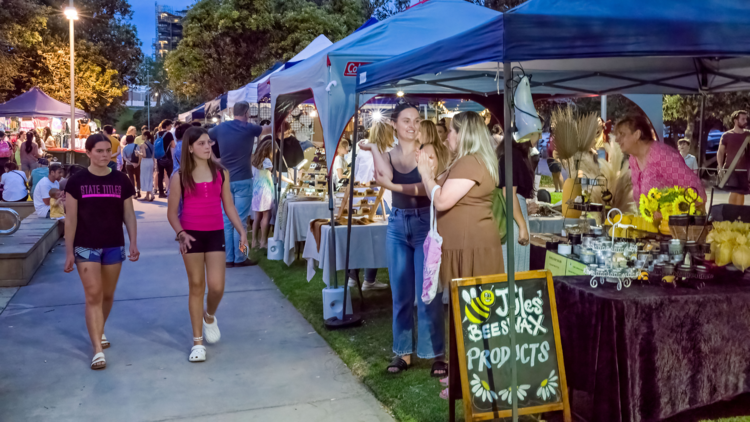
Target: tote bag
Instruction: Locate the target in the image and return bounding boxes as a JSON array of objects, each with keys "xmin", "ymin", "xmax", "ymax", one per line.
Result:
[
  {"xmin": 491, "ymin": 188, "xmax": 508, "ymax": 245},
  {"xmin": 421, "ymin": 185, "xmax": 443, "ymax": 305}
]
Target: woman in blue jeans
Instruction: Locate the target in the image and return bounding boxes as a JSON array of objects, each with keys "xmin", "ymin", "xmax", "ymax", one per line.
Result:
[{"xmin": 362, "ymin": 103, "xmax": 446, "ymax": 377}]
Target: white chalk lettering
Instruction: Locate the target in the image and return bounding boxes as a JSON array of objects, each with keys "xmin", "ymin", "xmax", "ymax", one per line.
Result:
[
  {"xmin": 539, "ymin": 341, "xmax": 550, "ymax": 363},
  {"xmin": 491, "ymin": 322, "xmax": 501, "ymax": 337},
  {"xmin": 467, "ymin": 347, "xmax": 480, "ymax": 370},
  {"xmin": 468, "ymin": 325, "xmax": 482, "ymax": 342}
]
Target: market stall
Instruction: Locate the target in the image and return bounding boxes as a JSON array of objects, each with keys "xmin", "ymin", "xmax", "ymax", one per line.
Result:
[
  {"xmin": 0, "ymin": 87, "xmax": 88, "ymax": 165},
  {"xmin": 353, "ymin": 0, "xmax": 750, "ymax": 420}
]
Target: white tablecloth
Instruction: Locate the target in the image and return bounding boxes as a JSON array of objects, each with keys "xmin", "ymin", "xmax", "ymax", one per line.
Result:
[
  {"xmin": 302, "ymin": 220, "xmax": 388, "ymax": 286},
  {"xmin": 277, "ymin": 200, "xmax": 330, "ymax": 266}
]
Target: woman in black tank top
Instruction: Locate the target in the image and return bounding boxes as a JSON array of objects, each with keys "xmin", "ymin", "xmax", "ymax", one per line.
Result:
[{"xmin": 361, "ymin": 103, "xmax": 446, "ymax": 377}]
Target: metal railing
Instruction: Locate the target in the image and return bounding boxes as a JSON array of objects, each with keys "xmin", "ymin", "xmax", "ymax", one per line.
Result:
[{"xmin": 0, "ymin": 208, "xmax": 21, "ymax": 236}]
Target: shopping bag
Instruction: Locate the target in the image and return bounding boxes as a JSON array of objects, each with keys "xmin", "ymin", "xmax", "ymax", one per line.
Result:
[
  {"xmin": 491, "ymin": 188, "xmax": 508, "ymax": 245},
  {"xmin": 422, "ymin": 185, "xmax": 443, "ymax": 305}
]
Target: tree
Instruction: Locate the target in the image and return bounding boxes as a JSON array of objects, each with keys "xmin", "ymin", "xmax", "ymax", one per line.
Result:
[
  {"xmin": 0, "ymin": 0, "xmax": 142, "ymax": 119},
  {"xmin": 165, "ymin": 0, "xmax": 364, "ymax": 102}
]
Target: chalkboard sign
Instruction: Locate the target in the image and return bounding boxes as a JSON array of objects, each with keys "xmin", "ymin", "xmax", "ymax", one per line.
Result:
[{"xmin": 450, "ymin": 270, "xmax": 571, "ymax": 422}]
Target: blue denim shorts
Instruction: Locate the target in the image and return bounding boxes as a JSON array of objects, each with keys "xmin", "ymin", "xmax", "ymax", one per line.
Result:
[{"xmin": 74, "ymin": 247, "xmax": 126, "ymax": 265}]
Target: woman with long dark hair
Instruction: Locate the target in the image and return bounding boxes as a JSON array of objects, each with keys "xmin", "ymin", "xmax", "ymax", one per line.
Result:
[
  {"xmin": 167, "ymin": 127, "xmax": 248, "ymax": 362},
  {"xmin": 43, "ymin": 127, "xmax": 56, "ymax": 149},
  {"xmin": 20, "ymin": 132, "xmax": 41, "ymax": 177},
  {"xmin": 361, "ymin": 103, "xmax": 446, "ymax": 377}
]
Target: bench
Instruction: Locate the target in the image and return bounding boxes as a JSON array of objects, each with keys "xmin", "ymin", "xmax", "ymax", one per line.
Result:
[
  {"xmin": 0, "ymin": 214, "xmax": 63, "ymax": 287},
  {"xmin": 0, "ymin": 201, "xmax": 35, "ymax": 221}
]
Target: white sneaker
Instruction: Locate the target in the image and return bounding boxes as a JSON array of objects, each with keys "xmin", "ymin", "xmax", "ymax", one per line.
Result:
[
  {"xmin": 362, "ymin": 280, "xmax": 389, "ymax": 291},
  {"xmin": 348, "ymin": 278, "xmax": 358, "ymax": 288},
  {"xmin": 203, "ymin": 315, "xmax": 221, "ymax": 344}
]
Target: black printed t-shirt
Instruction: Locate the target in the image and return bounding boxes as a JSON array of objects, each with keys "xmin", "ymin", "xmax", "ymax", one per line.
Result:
[{"xmin": 64, "ymin": 169, "xmax": 136, "ymax": 248}]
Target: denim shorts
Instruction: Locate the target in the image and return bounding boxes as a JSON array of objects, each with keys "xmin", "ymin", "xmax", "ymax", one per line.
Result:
[{"xmin": 74, "ymin": 247, "xmax": 126, "ymax": 265}]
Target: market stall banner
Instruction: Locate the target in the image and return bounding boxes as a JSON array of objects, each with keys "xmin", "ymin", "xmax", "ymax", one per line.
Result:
[{"xmin": 450, "ymin": 270, "xmax": 570, "ymax": 422}]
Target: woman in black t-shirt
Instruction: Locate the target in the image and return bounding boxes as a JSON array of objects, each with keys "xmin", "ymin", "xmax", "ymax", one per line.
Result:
[
  {"xmin": 498, "ymin": 138, "xmax": 535, "ymax": 272},
  {"xmin": 64, "ymin": 134, "xmax": 139, "ymax": 370}
]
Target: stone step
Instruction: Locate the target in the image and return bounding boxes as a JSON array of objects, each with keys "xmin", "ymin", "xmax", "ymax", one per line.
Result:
[{"xmin": 0, "ymin": 213, "xmax": 62, "ymax": 287}]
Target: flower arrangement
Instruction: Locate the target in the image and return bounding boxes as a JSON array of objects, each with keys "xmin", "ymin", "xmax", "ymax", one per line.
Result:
[{"xmin": 638, "ymin": 186, "xmax": 703, "ymax": 223}]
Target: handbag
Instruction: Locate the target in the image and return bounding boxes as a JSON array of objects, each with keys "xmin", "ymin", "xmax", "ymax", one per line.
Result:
[
  {"xmin": 491, "ymin": 188, "xmax": 508, "ymax": 245},
  {"xmin": 421, "ymin": 185, "xmax": 443, "ymax": 305}
]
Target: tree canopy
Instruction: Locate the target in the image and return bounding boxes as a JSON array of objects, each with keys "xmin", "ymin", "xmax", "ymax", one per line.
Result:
[
  {"xmin": 0, "ymin": 0, "xmax": 141, "ymax": 120},
  {"xmin": 165, "ymin": 0, "xmax": 365, "ymax": 102}
]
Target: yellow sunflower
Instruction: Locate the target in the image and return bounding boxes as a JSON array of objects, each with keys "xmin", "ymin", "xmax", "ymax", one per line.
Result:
[
  {"xmin": 640, "ymin": 201, "xmax": 656, "ymax": 223},
  {"xmin": 648, "ymin": 188, "xmax": 659, "ymax": 200},
  {"xmin": 673, "ymin": 197, "xmax": 690, "ymax": 215},
  {"xmin": 690, "ymin": 202, "xmax": 703, "ymax": 215}
]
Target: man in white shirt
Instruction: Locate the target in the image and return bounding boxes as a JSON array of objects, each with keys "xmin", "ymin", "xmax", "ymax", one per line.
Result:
[
  {"xmin": 33, "ymin": 163, "xmax": 64, "ymax": 218},
  {"xmin": 677, "ymin": 138, "xmax": 698, "ymax": 174}
]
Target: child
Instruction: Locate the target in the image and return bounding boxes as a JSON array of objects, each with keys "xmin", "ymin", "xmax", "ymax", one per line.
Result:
[
  {"xmin": 251, "ymin": 137, "xmax": 274, "ymax": 250},
  {"xmin": 332, "ymin": 139, "xmax": 349, "ymax": 187},
  {"xmin": 48, "ymin": 188, "xmax": 66, "ymax": 220}
]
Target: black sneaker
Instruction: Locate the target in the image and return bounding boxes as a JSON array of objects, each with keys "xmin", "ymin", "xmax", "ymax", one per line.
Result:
[
  {"xmin": 226, "ymin": 262, "xmax": 235, "ymax": 268},
  {"xmin": 234, "ymin": 258, "xmax": 258, "ymax": 267},
  {"xmin": 158, "ymin": 194, "xmax": 167, "ymax": 198}
]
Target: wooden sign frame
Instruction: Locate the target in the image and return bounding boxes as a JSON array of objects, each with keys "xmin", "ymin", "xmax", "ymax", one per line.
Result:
[{"xmin": 449, "ymin": 270, "xmax": 571, "ymax": 422}]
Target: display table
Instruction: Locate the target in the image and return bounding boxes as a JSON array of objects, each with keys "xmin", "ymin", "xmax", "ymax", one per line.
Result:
[
  {"xmin": 275, "ymin": 199, "xmax": 329, "ymax": 265},
  {"xmin": 302, "ymin": 219, "xmax": 388, "ymax": 285},
  {"xmin": 554, "ymin": 276, "xmax": 750, "ymax": 422},
  {"xmin": 45, "ymin": 148, "xmax": 88, "ymax": 166}
]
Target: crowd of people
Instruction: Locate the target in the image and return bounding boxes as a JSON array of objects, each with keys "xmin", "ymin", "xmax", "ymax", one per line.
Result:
[{"xmin": 9, "ymin": 96, "xmax": 745, "ymax": 381}]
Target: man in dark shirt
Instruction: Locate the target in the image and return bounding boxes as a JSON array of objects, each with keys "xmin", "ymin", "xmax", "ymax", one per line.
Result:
[
  {"xmin": 209, "ymin": 101, "xmax": 271, "ymax": 267},
  {"xmin": 718, "ymin": 110, "xmax": 750, "ymax": 205},
  {"xmin": 156, "ymin": 119, "xmax": 174, "ymax": 198}
]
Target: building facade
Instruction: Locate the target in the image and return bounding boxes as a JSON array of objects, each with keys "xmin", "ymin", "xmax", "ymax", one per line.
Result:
[{"xmin": 154, "ymin": 4, "xmax": 188, "ymax": 58}]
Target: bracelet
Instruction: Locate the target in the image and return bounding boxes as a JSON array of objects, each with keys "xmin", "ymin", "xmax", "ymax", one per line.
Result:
[{"xmin": 175, "ymin": 230, "xmax": 185, "ymax": 241}]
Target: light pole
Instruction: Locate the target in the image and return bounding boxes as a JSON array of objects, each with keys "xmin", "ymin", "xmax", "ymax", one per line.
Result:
[
  {"xmin": 148, "ymin": 78, "xmax": 160, "ymax": 129},
  {"xmin": 64, "ymin": 3, "xmax": 78, "ymax": 152}
]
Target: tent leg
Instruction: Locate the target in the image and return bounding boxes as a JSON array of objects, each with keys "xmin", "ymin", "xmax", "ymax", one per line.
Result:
[
  {"xmin": 697, "ymin": 95, "xmax": 706, "ymax": 173},
  {"xmin": 340, "ymin": 93, "xmax": 361, "ymax": 322},
  {"xmin": 328, "ymin": 180, "xmax": 338, "ymax": 289},
  {"xmin": 503, "ymin": 62, "xmax": 519, "ymax": 422}
]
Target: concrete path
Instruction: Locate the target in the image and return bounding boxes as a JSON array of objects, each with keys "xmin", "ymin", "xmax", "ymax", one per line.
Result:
[{"xmin": 0, "ymin": 198, "xmax": 394, "ymax": 422}]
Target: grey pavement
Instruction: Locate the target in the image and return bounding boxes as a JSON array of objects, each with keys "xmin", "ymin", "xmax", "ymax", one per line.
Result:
[{"xmin": 0, "ymin": 198, "xmax": 394, "ymax": 422}]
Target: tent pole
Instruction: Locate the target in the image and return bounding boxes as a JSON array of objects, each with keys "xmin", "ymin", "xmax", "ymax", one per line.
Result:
[
  {"xmin": 697, "ymin": 94, "xmax": 705, "ymax": 171},
  {"xmin": 328, "ymin": 177, "xmax": 338, "ymax": 290},
  {"xmin": 503, "ymin": 62, "xmax": 519, "ymax": 422},
  {"xmin": 340, "ymin": 93, "xmax": 360, "ymax": 320}
]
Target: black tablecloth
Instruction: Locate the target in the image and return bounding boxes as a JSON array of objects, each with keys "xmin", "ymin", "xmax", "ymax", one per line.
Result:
[{"xmin": 553, "ymin": 276, "xmax": 750, "ymax": 422}]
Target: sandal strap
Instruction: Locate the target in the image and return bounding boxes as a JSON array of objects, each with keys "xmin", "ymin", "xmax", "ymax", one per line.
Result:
[
  {"xmin": 387, "ymin": 356, "xmax": 409, "ymax": 372},
  {"xmin": 92, "ymin": 352, "xmax": 106, "ymax": 363}
]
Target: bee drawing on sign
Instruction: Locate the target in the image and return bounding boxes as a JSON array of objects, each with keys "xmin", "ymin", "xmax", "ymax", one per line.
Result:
[
  {"xmin": 637, "ymin": 270, "xmax": 649, "ymax": 284},
  {"xmin": 462, "ymin": 287, "xmax": 496, "ymax": 324}
]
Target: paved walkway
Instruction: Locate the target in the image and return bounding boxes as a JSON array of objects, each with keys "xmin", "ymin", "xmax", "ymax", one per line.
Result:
[{"xmin": 0, "ymin": 199, "xmax": 394, "ymax": 422}]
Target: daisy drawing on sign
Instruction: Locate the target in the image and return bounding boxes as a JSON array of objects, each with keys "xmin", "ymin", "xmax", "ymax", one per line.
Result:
[
  {"xmin": 498, "ymin": 384, "xmax": 530, "ymax": 405},
  {"xmin": 537, "ymin": 369, "xmax": 560, "ymax": 401},
  {"xmin": 470, "ymin": 374, "xmax": 498, "ymax": 403}
]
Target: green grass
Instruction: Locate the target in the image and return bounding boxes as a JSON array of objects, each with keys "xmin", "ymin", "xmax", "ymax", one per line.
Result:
[
  {"xmin": 539, "ymin": 175, "xmax": 553, "ymax": 188},
  {"xmin": 550, "ymin": 192, "xmax": 562, "ymax": 205},
  {"xmin": 253, "ymin": 247, "xmax": 750, "ymax": 422}
]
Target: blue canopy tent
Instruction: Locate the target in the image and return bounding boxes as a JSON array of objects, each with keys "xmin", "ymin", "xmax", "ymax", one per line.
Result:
[
  {"xmin": 178, "ymin": 103, "xmax": 205, "ymax": 123},
  {"xmin": 269, "ymin": 0, "xmax": 501, "ymax": 171},
  {"xmin": 352, "ymin": 1, "xmax": 750, "ymax": 421}
]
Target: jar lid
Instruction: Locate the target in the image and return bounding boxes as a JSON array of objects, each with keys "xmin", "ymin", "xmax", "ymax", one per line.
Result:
[
  {"xmin": 669, "ymin": 239, "xmax": 683, "ymax": 245},
  {"xmin": 696, "ymin": 265, "xmax": 710, "ymax": 274},
  {"xmin": 669, "ymin": 215, "xmax": 690, "ymax": 226},
  {"xmin": 663, "ymin": 263, "xmax": 675, "ymax": 271}
]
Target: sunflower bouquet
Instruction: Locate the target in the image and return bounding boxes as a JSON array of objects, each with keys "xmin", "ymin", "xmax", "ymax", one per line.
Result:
[{"xmin": 638, "ymin": 186, "xmax": 703, "ymax": 223}]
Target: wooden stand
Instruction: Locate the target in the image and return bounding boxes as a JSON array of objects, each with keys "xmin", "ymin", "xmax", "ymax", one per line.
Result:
[{"xmin": 336, "ymin": 182, "xmax": 385, "ymax": 220}]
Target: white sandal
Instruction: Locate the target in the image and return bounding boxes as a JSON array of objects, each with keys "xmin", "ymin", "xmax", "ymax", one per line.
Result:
[
  {"xmin": 91, "ymin": 352, "xmax": 106, "ymax": 370},
  {"xmin": 101, "ymin": 334, "xmax": 110, "ymax": 349},
  {"xmin": 189, "ymin": 337, "xmax": 206, "ymax": 362},
  {"xmin": 203, "ymin": 314, "xmax": 221, "ymax": 344}
]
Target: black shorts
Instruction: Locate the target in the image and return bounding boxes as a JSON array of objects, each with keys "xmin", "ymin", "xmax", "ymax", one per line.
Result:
[
  {"xmin": 547, "ymin": 159, "xmax": 562, "ymax": 174},
  {"xmin": 723, "ymin": 170, "xmax": 750, "ymax": 195},
  {"xmin": 185, "ymin": 230, "xmax": 226, "ymax": 254}
]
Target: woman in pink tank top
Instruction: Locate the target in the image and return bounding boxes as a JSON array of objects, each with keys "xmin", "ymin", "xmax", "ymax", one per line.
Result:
[{"xmin": 167, "ymin": 127, "xmax": 248, "ymax": 363}]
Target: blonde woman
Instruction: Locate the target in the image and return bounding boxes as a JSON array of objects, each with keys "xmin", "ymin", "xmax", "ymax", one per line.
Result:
[
  {"xmin": 417, "ymin": 111, "xmax": 505, "ymax": 399},
  {"xmin": 418, "ymin": 120, "xmax": 450, "ymax": 176}
]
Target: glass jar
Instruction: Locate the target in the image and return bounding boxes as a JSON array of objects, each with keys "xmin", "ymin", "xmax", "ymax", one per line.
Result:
[{"xmin": 669, "ymin": 239, "xmax": 684, "ymax": 256}]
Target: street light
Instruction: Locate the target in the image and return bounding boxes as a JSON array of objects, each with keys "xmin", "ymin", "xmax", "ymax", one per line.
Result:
[{"xmin": 65, "ymin": 3, "xmax": 78, "ymax": 152}]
